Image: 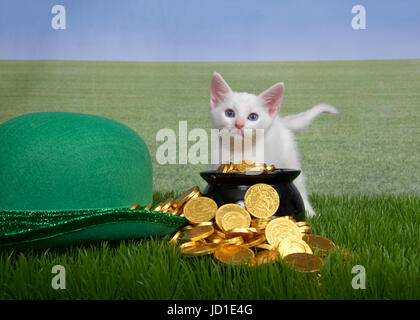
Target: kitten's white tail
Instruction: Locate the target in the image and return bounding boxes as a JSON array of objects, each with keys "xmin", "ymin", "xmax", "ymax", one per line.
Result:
[{"xmin": 284, "ymin": 104, "xmax": 338, "ymax": 132}]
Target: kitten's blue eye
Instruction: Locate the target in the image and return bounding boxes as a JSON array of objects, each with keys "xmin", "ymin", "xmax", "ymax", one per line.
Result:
[
  {"xmin": 225, "ymin": 109, "xmax": 235, "ymax": 118},
  {"xmin": 248, "ymin": 113, "xmax": 259, "ymax": 121}
]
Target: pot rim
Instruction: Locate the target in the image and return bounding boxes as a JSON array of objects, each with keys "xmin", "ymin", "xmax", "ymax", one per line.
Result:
[{"xmin": 200, "ymin": 168, "xmax": 301, "ymax": 185}]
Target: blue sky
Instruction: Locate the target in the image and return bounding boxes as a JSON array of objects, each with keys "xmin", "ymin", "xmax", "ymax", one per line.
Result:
[{"xmin": 0, "ymin": 0, "xmax": 419, "ymax": 61}]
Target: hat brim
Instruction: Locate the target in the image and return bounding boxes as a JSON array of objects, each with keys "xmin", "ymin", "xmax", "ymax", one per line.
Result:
[{"xmin": 0, "ymin": 208, "xmax": 186, "ymax": 250}]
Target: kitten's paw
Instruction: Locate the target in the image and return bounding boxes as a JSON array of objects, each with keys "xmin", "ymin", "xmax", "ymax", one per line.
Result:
[{"xmin": 314, "ymin": 103, "xmax": 339, "ymax": 115}]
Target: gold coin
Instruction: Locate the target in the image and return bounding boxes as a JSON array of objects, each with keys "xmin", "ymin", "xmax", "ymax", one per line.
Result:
[
  {"xmin": 295, "ymin": 221, "xmax": 309, "ymax": 227},
  {"xmin": 207, "ymin": 234, "xmax": 224, "ymax": 244},
  {"xmin": 225, "ymin": 227, "xmax": 258, "ymax": 239},
  {"xmin": 253, "ymin": 250, "xmax": 280, "ymax": 265},
  {"xmin": 302, "ymin": 234, "xmax": 336, "ymax": 254},
  {"xmin": 180, "ymin": 225, "xmax": 214, "ymax": 242},
  {"xmin": 224, "ymin": 163, "xmax": 234, "ymax": 173},
  {"xmin": 192, "ymin": 221, "xmax": 214, "ymax": 227},
  {"xmin": 279, "ymin": 216, "xmax": 295, "ymax": 221},
  {"xmin": 221, "ymin": 211, "xmax": 251, "ymax": 231},
  {"xmin": 215, "ymin": 244, "xmax": 255, "ymax": 265},
  {"xmin": 251, "ymin": 217, "xmax": 274, "ymax": 230},
  {"xmin": 229, "ymin": 163, "xmax": 238, "ymax": 172},
  {"xmin": 245, "ymin": 162, "xmax": 265, "ymax": 173},
  {"xmin": 277, "ymin": 237, "xmax": 313, "ymax": 258},
  {"xmin": 182, "ymin": 243, "xmax": 220, "ymax": 256},
  {"xmin": 170, "ymin": 206, "xmax": 183, "ymax": 216},
  {"xmin": 220, "ymin": 236, "xmax": 244, "ymax": 246},
  {"xmin": 243, "ymin": 160, "xmax": 256, "ymax": 166},
  {"xmin": 152, "ymin": 202, "xmax": 164, "ymax": 212},
  {"xmin": 222, "ymin": 164, "xmax": 230, "ymax": 173},
  {"xmin": 179, "ymin": 241, "xmax": 199, "ymax": 249},
  {"xmin": 183, "ymin": 196, "xmax": 218, "ymax": 224},
  {"xmin": 265, "ymin": 218, "xmax": 302, "ymax": 248},
  {"xmin": 161, "ymin": 198, "xmax": 174, "ymax": 213},
  {"xmin": 169, "ymin": 230, "xmax": 182, "ymax": 244},
  {"xmin": 244, "ymin": 234, "xmax": 266, "ymax": 248},
  {"xmin": 130, "ymin": 203, "xmax": 140, "ymax": 210},
  {"xmin": 299, "ymin": 226, "xmax": 311, "ymax": 234},
  {"xmin": 173, "ymin": 186, "xmax": 201, "ymax": 208},
  {"xmin": 255, "ymin": 243, "xmax": 275, "ymax": 251},
  {"xmin": 214, "ymin": 228, "xmax": 227, "ymax": 239},
  {"xmin": 233, "ymin": 160, "xmax": 255, "ymax": 173},
  {"xmin": 215, "ymin": 203, "xmax": 251, "ymax": 231},
  {"xmin": 143, "ymin": 203, "xmax": 152, "ymax": 211},
  {"xmin": 283, "ymin": 253, "xmax": 324, "ymax": 273},
  {"xmin": 231, "ymin": 163, "xmax": 241, "ymax": 173},
  {"xmin": 265, "ymin": 164, "xmax": 276, "ymax": 172},
  {"xmin": 244, "ymin": 183, "xmax": 280, "ymax": 218}
]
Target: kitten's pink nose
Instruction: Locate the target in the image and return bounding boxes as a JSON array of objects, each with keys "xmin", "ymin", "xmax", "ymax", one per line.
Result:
[{"xmin": 235, "ymin": 121, "xmax": 245, "ymax": 129}]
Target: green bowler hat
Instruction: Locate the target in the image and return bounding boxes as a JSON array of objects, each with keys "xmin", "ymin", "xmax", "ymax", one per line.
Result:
[{"xmin": 0, "ymin": 112, "xmax": 185, "ymax": 249}]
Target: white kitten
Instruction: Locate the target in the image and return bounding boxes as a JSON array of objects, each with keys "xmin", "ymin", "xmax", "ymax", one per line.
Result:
[{"xmin": 209, "ymin": 72, "xmax": 338, "ymax": 217}]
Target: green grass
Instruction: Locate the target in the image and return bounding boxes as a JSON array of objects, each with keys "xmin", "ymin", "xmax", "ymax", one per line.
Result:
[
  {"xmin": 0, "ymin": 59, "xmax": 419, "ymax": 299},
  {"xmin": 0, "ymin": 59, "xmax": 419, "ymax": 194},
  {"xmin": 0, "ymin": 192, "xmax": 418, "ymax": 299}
]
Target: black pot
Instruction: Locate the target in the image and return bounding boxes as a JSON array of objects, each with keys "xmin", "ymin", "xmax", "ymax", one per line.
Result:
[{"xmin": 200, "ymin": 169, "xmax": 305, "ymax": 221}]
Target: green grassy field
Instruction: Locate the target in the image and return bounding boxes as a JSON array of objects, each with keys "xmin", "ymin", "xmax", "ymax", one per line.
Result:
[
  {"xmin": 0, "ymin": 59, "xmax": 419, "ymax": 299},
  {"xmin": 0, "ymin": 192, "xmax": 418, "ymax": 299}
]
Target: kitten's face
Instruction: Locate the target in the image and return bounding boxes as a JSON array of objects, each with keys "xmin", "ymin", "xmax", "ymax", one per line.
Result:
[
  {"xmin": 211, "ymin": 92, "xmax": 274, "ymax": 134},
  {"xmin": 209, "ymin": 72, "xmax": 284, "ymax": 136}
]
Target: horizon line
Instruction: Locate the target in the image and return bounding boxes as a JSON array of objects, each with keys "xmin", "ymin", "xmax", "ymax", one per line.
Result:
[{"xmin": 1, "ymin": 57, "xmax": 419, "ymax": 63}]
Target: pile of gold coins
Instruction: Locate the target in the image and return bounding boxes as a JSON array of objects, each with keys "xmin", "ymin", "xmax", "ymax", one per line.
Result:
[
  {"xmin": 149, "ymin": 180, "xmax": 337, "ymax": 273},
  {"xmin": 216, "ymin": 161, "xmax": 278, "ymax": 174}
]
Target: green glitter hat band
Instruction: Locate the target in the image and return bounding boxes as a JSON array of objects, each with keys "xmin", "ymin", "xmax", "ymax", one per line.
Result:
[{"xmin": 0, "ymin": 208, "xmax": 186, "ymax": 250}]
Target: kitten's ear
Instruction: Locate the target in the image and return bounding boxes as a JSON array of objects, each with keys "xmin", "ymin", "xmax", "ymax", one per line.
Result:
[
  {"xmin": 259, "ymin": 82, "xmax": 284, "ymax": 115},
  {"xmin": 210, "ymin": 72, "xmax": 232, "ymax": 108}
]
